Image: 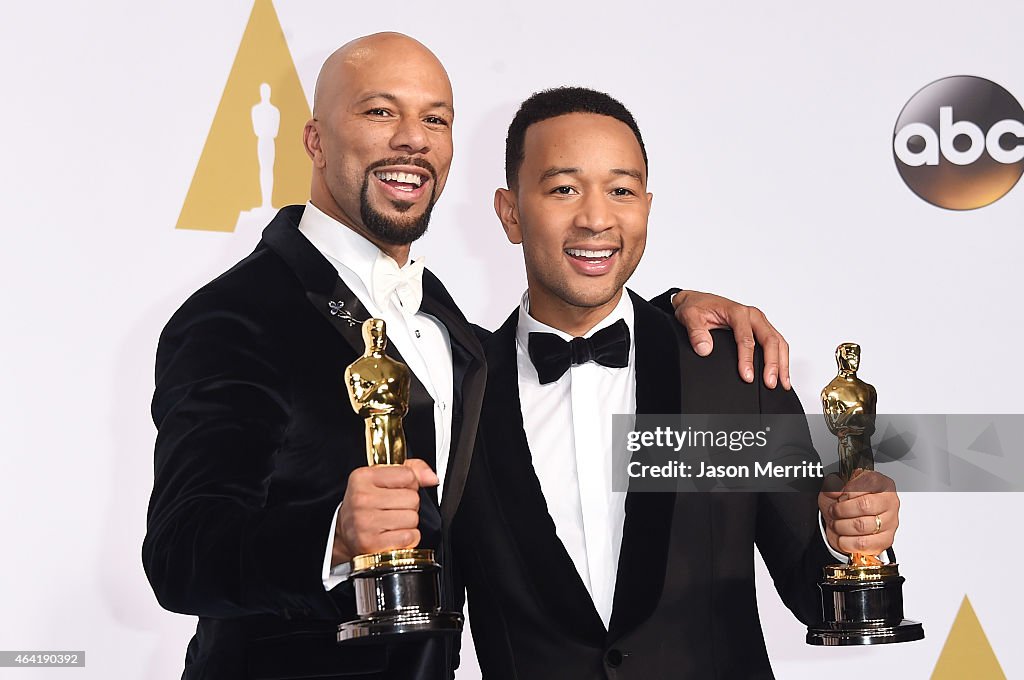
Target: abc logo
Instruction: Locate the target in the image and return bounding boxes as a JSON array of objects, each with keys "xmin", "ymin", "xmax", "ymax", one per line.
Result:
[{"xmin": 893, "ymin": 76, "xmax": 1023, "ymax": 210}]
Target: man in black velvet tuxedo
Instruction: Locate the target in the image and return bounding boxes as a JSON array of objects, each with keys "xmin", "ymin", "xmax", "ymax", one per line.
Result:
[
  {"xmin": 454, "ymin": 88, "xmax": 901, "ymax": 679},
  {"xmin": 143, "ymin": 34, "xmax": 816, "ymax": 680}
]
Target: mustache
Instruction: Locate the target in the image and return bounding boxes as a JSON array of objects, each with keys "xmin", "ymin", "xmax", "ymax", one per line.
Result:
[
  {"xmin": 366, "ymin": 157, "xmax": 438, "ymax": 184},
  {"xmin": 564, "ymin": 235, "xmax": 622, "ymax": 249}
]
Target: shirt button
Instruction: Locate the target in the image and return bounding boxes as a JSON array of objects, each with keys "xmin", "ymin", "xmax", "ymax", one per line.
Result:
[
  {"xmin": 605, "ymin": 649, "xmax": 623, "ymax": 668},
  {"xmin": 415, "ymin": 329, "xmax": 421, "ymax": 338}
]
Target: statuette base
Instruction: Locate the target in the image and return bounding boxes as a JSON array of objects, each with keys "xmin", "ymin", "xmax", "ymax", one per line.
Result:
[
  {"xmin": 337, "ymin": 548, "xmax": 464, "ymax": 643},
  {"xmin": 806, "ymin": 564, "xmax": 924, "ymax": 646},
  {"xmin": 338, "ymin": 609, "xmax": 464, "ymax": 643},
  {"xmin": 807, "ymin": 618, "xmax": 925, "ymax": 646}
]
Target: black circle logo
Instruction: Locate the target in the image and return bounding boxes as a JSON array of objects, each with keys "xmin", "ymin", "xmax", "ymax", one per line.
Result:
[{"xmin": 893, "ymin": 76, "xmax": 1024, "ymax": 210}]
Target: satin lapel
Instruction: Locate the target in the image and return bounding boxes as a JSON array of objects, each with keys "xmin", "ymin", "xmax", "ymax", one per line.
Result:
[
  {"xmin": 608, "ymin": 291, "xmax": 680, "ymax": 639},
  {"xmin": 482, "ymin": 311, "xmax": 606, "ymax": 642},
  {"xmin": 419, "ymin": 274, "xmax": 486, "ymax": 525}
]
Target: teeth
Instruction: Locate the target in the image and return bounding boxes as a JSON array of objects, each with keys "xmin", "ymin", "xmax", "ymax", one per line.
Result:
[
  {"xmin": 375, "ymin": 171, "xmax": 424, "ymax": 187},
  {"xmin": 566, "ymin": 248, "xmax": 614, "ymax": 258}
]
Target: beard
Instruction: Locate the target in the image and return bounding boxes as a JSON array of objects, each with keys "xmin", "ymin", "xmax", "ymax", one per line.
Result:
[{"xmin": 358, "ymin": 158, "xmax": 438, "ymax": 246}]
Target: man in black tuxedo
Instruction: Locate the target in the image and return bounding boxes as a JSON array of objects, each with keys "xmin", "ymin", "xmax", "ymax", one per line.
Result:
[
  {"xmin": 144, "ymin": 33, "xmax": 481, "ymax": 680},
  {"xmin": 454, "ymin": 87, "xmax": 901, "ymax": 679},
  {"xmin": 143, "ymin": 34, "xmax": 813, "ymax": 680}
]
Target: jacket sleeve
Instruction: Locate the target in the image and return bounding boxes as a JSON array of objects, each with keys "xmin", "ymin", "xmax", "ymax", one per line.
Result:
[
  {"xmin": 648, "ymin": 288, "xmax": 682, "ymax": 316},
  {"xmin": 751, "ymin": 350, "xmax": 834, "ymax": 626},
  {"xmin": 142, "ymin": 292, "xmax": 343, "ymax": 621}
]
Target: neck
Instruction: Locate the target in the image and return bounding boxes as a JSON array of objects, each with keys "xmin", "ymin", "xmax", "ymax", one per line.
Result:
[
  {"xmin": 309, "ymin": 196, "xmax": 411, "ymax": 266},
  {"xmin": 527, "ymin": 286, "xmax": 623, "ymax": 337},
  {"xmin": 377, "ymin": 243, "xmax": 411, "ymax": 267},
  {"xmin": 838, "ymin": 368, "xmax": 856, "ymax": 379}
]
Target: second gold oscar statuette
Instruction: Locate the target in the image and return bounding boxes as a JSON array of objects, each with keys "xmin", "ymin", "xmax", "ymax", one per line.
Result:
[{"xmin": 806, "ymin": 343, "xmax": 924, "ymax": 646}]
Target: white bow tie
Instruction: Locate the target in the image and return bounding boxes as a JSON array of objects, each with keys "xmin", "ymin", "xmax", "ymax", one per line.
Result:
[{"xmin": 371, "ymin": 252, "xmax": 425, "ymax": 314}]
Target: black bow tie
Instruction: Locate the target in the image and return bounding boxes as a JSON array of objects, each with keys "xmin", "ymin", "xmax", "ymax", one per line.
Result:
[{"xmin": 527, "ymin": 318, "xmax": 631, "ymax": 385}]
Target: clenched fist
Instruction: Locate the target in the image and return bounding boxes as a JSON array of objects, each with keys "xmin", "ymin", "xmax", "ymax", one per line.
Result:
[
  {"xmin": 331, "ymin": 459, "xmax": 439, "ymax": 567},
  {"xmin": 818, "ymin": 469, "xmax": 899, "ymax": 560}
]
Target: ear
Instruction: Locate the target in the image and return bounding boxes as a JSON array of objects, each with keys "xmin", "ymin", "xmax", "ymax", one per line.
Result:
[
  {"xmin": 303, "ymin": 119, "xmax": 325, "ymax": 167},
  {"xmin": 645, "ymin": 191, "xmax": 654, "ymax": 215},
  {"xmin": 494, "ymin": 188, "xmax": 523, "ymax": 244}
]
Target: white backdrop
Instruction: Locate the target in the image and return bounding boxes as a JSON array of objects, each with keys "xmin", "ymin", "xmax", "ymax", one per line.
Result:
[{"xmin": 1, "ymin": 1, "xmax": 1021, "ymax": 677}]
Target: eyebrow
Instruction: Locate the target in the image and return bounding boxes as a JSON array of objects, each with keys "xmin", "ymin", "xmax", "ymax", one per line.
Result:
[
  {"xmin": 539, "ymin": 167, "xmax": 580, "ymax": 181},
  {"xmin": 355, "ymin": 92, "xmax": 454, "ymax": 113},
  {"xmin": 612, "ymin": 168, "xmax": 644, "ymax": 181},
  {"xmin": 539, "ymin": 167, "xmax": 644, "ymax": 182}
]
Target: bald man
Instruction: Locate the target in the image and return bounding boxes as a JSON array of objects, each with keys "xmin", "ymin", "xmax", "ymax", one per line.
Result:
[{"xmin": 143, "ymin": 33, "xmax": 794, "ymax": 680}]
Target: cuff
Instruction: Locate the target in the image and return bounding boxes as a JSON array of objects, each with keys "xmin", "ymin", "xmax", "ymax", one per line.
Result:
[{"xmin": 322, "ymin": 501, "xmax": 352, "ymax": 590}]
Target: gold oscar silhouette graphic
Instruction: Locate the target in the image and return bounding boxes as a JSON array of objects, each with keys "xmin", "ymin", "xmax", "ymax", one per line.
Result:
[
  {"xmin": 336, "ymin": 319, "xmax": 463, "ymax": 642},
  {"xmin": 176, "ymin": 0, "xmax": 310, "ymax": 233},
  {"xmin": 806, "ymin": 343, "xmax": 924, "ymax": 645}
]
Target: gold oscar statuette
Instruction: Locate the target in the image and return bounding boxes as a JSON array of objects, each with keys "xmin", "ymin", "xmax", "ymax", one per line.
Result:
[
  {"xmin": 806, "ymin": 343, "xmax": 924, "ymax": 645},
  {"xmin": 336, "ymin": 318, "xmax": 463, "ymax": 643}
]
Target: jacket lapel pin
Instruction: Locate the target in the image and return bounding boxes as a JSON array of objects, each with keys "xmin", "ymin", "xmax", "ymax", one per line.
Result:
[{"xmin": 329, "ymin": 300, "xmax": 362, "ymax": 327}]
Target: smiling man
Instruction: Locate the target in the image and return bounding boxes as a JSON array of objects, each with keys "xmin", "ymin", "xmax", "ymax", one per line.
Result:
[
  {"xmin": 304, "ymin": 38, "xmax": 450, "ymax": 250},
  {"xmin": 144, "ymin": 34, "xmax": 804, "ymax": 680},
  {"xmin": 499, "ymin": 111, "xmax": 650, "ymax": 336},
  {"xmin": 453, "ymin": 87, "xmax": 900, "ymax": 679}
]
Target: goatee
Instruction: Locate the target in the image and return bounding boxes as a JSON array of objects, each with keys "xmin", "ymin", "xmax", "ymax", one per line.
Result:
[{"xmin": 359, "ymin": 158, "xmax": 438, "ymax": 245}]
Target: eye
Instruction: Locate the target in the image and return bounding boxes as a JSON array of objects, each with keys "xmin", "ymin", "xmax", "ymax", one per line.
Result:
[
  {"xmin": 366, "ymin": 108, "xmax": 393, "ymax": 117},
  {"xmin": 551, "ymin": 186, "xmax": 578, "ymax": 195},
  {"xmin": 611, "ymin": 187, "xmax": 636, "ymax": 197},
  {"xmin": 424, "ymin": 115, "xmax": 450, "ymax": 127}
]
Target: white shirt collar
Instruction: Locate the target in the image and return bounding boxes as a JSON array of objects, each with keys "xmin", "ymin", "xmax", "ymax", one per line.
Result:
[
  {"xmin": 515, "ymin": 289, "xmax": 636, "ymax": 353},
  {"xmin": 297, "ymin": 202, "xmax": 424, "ymax": 313},
  {"xmin": 297, "ymin": 201, "xmax": 382, "ymax": 291}
]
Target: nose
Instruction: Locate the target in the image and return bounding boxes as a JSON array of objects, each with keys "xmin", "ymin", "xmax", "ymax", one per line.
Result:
[
  {"xmin": 572, "ymin": 190, "xmax": 614, "ymax": 234},
  {"xmin": 390, "ymin": 115, "xmax": 429, "ymax": 155}
]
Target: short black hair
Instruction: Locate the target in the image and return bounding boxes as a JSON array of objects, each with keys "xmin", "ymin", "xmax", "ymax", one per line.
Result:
[{"xmin": 504, "ymin": 86, "xmax": 648, "ymax": 188}]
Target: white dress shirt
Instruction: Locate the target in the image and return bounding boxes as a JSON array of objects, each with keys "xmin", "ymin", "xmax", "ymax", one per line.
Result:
[
  {"xmin": 515, "ymin": 291, "xmax": 634, "ymax": 629},
  {"xmin": 295, "ymin": 202, "xmax": 454, "ymax": 590}
]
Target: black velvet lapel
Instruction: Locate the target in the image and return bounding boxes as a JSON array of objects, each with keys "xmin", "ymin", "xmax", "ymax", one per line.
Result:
[
  {"xmin": 483, "ymin": 310, "xmax": 607, "ymax": 643},
  {"xmin": 420, "ymin": 271, "xmax": 486, "ymax": 526},
  {"xmin": 260, "ymin": 206, "xmax": 336, "ymax": 292},
  {"xmin": 260, "ymin": 206, "xmax": 367, "ymax": 358},
  {"xmin": 259, "ymin": 206, "xmax": 440, "ymax": 526},
  {"xmin": 607, "ymin": 291, "xmax": 680, "ymax": 639}
]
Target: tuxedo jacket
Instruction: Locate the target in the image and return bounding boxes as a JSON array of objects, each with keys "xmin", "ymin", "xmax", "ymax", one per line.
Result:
[
  {"xmin": 143, "ymin": 206, "xmax": 486, "ymax": 680},
  {"xmin": 453, "ymin": 291, "xmax": 835, "ymax": 680}
]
